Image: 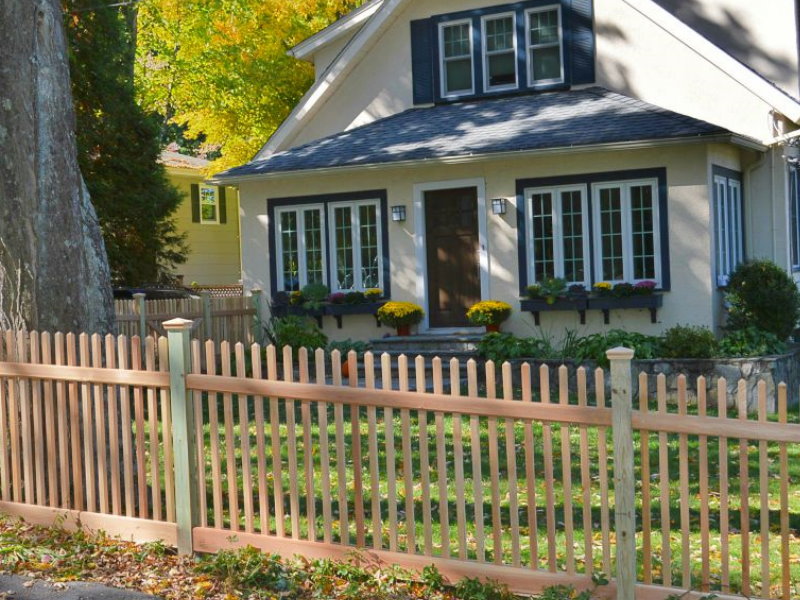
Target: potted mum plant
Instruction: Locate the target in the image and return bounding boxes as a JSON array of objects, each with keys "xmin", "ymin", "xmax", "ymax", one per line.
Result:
[
  {"xmin": 466, "ymin": 300, "xmax": 512, "ymax": 333},
  {"xmin": 377, "ymin": 301, "xmax": 424, "ymax": 336}
]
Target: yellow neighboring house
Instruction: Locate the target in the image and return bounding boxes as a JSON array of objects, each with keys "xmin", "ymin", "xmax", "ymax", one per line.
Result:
[{"xmin": 160, "ymin": 150, "xmax": 242, "ymax": 286}]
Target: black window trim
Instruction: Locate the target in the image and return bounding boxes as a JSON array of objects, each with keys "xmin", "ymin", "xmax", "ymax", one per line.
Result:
[
  {"xmin": 267, "ymin": 190, "xmax": 391, "ymax": 300},
  {"xmin": 516, "ymin": 167, "xmax": 670, "ymax": 294}
]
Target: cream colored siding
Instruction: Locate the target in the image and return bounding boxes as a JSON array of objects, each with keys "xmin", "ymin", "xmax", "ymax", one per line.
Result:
[
  {"xmin": 239, "ymin": 143, "xmax": 739, "ymax": 342},
  {"xmin": 167, "ymin": 170, "xmax": 242, "ymax": 285}
]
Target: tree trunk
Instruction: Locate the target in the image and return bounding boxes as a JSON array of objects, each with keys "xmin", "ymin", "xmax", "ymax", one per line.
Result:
[{"xmin": 0, "ymin": 0, "xmax": 114, "ymax": 334}]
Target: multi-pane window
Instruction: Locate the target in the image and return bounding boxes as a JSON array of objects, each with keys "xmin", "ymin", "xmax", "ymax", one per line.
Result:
[
  {"xmin": 274, "ymin": 199, "xmax": 384, "ymax": 293},
  {"xmin": 483, "ymin": 14, "xmax": 517, "ymax": 90},
  {"xmin": 200, "ymin": 186, "xmax": 218, "ymax": 223},
  {"xmin": 593, "ymin": 181, "xmax": 660, "ymax": 284},
  {"xmin": 441, "ymin": 21, "xmax": 473, "ymax": 96},
  {"xmin": 526, "ymin": 7, "xmax": 563, "ymax": 83},
  {"xmin": 276, "ymin": 207, "xmax": 326, "ymax": 291},
  {"xmin": 791, "ymin": 167, "xmax": 800, "ymax": 270},
  {"xmin": 712, "ymin": 171, "xmax": 743, "ymax": 286},
  {"xmin": 525, "ymin": 185, "xmax": 590, "ymax": 286}
]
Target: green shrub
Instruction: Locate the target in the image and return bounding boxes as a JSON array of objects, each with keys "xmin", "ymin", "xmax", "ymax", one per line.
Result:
[
  {"xmin": 344, "ymin": 290, "xmax": 366, "ymax": 305},
  {"xmin": 718, "ymin": 326, "xmax": 787, "ymax": 357},
  {"xmin": 301, "ymin": 283, "xmax": 330, "ymax": 310},
  {"xmin": 327, "ymin": 338, "xmax": 372, "ymax": 358},
  {"xmin": 195, "ymin": 546, "xmax": 295, "ymax": 594},
  {"xmin": 266, "ymin": 316, "xmax": 327, "ymax": 356},
  {"xmin": 476, "ymin": 333, "xmax": 553, "ymax": 363},
  {"xmin": 572, "ymin": 330, "xmax": 661, "ymax": 367},
  {"xmin": 726, "ymin": 260, "xmax": 800, "ymax": 340},
  {"xmin": 660, "ymin": 324, "xmax": 717, "ymax": 359},
  {"xmin": 453, "ymin": 577, "xmax": 516, "ymax": 600}
]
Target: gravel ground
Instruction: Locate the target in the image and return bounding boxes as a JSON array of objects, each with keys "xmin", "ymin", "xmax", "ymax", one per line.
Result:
[{"xmin": 0, "ymin": 575, "xmax": 160, "ymax": 600}]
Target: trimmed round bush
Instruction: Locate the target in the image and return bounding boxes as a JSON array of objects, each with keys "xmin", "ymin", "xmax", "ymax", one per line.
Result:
[
  {"xmin": 660, "ymin": 324, "xmax": 717, "ymax": 359},
  {"xmin": 726, "ymin": 260, "xmax": 800, "ymax": 340}
]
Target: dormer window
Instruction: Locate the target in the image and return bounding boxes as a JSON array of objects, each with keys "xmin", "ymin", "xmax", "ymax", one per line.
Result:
[
  {"xmin": 526, "ymin": 6, "xmax": 564, "ymax": 84},
  {"xmin": 440, "ymin": 21, "xmax": 474, "ymax": 97},
  {"xmin": 483, "ymin": 13, "xmax": 517, "ymax": 90}
]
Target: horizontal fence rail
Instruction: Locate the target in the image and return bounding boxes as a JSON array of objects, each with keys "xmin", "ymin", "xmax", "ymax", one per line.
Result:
[{"xmin": 0, "ymin": 325, "xmax": 797, "ymax": 600}]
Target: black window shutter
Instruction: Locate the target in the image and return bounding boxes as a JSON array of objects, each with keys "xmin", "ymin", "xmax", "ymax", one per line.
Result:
[
  {"xmin": 569, "ymin": 0, "xmax": 595, "ymax": 85},
  {"xmin": 190, "ymin": 184, "xmax": 200, "ymax": 223},
  {"xmin": 219, "ymin": 186, "xmax": 227, "ymax": 224},
  {"xmin": 410, "ymin": 19, "xmax": 434, "ymax": 105}
]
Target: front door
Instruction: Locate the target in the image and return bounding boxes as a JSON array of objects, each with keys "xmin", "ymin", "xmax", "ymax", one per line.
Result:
[{"xmin": 424, "ymin": 187, "xmax": 481, "ymax": 328}]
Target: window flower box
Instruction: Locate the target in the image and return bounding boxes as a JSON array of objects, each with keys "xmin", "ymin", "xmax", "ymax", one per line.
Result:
[
  {"xmin": 326, "ymin": 301, "xmax": 386, "ymax": 329},
  {"xmin": 520, "ymin": 297, "xmax": 588, "ymax": 326},
  {"xmin": 588, "ymin": 294, "xmax": 663, "ymax": 324}
]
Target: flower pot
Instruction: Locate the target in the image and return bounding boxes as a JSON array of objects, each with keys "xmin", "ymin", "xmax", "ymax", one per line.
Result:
[
  {"xmin": 341, "ymin": 361, "xmax": 350, "ymax": 378},
  {"xmin": 396, "ymin": 324, "xmax": 411, "ymax": 336},
  {"xmin": 486, "ymin": 323, "xmax": 500, "ymax": 333}
]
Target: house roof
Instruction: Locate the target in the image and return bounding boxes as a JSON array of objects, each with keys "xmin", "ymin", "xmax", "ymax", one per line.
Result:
[
  {"xmin": 159, "ymin": 151, "xmax": 209, "ymax": 171},
  {"xmin": 258, "ymin": 0, "xmax": 800, "ymax": 161},
  {"xmin": 215, "ymin": 87, "xmax": 732, "ymax": 180}
]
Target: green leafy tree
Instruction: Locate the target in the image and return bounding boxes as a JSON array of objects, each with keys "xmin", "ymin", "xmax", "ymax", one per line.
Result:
[
  {"xmin": 66, "ymin": 0, "xmax": 187, "ymax": 285},
  {"xmin": 135, "ymin": 0, "xmax": 364, "ymax": 172}
]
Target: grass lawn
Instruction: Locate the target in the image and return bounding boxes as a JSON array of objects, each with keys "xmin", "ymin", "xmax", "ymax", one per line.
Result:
[{"xmin": 150, "ymin": 384, "xmax": 800, "ymax": 600}]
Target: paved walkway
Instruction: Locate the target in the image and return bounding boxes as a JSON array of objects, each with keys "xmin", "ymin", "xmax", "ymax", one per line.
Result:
[{"xmin": 0, "ymin": 575, "xmax": 159, "ymax": 599}]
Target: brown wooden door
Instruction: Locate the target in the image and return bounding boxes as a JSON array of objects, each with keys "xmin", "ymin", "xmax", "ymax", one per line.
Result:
[{"xmin": 425, "ymin": 187, "xmax": 481, "ymax": 328}]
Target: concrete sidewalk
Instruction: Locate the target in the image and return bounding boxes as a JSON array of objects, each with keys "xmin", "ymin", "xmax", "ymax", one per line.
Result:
[{"xmin": 0, "ymin": 575, "xmax": 160, "ymax": 599}]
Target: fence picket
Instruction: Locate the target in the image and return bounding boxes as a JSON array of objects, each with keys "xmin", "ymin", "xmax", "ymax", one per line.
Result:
[
  {"xmin": 282, "ymin": 345, "xmax": 300, "ymax": 539},
  {"xmin": 450, "ymin": 358, "xmax": 467, "ymax": 561},
  {"xmin": 332, "ymin": 350, "xmax": 349, "ymax": 545},
  {"xmin": 758, "ymin": 381, "xmax": 770, "ymax": 597},
  {"xmin": 298, "ymin": 348, "xmax": 316, "ymax": 542},
  {"xmin": 90, "ymin": 335, "xmax": 109, "ymax": 514},
  {"xmin": 267, "ymin": 345, "xmax": 284, "ymax": 537},
  {"xmin": 638, "ymin": 372, "xmax": 651, "ymax": 584},
  {"xmin": 521, "ymin": 363, "xmax": 538, "ymax": 570},
  {"xmin": 718, "ymin": 378, "xmax": 730, "ymax": 592},
  {"xmin": 350, "ymin": 350, "xmax": 365, "ymax": 548},
  {"xmin": 398, "ymin": 354, "xmax": 415, "ymax": 554},
  {"xmin": 55, "ymin": 333, "xmax": 70, "ymax": 509},
  {"xmin": 559, "ymin": 365, "xmax": 575, "ymax": 574},
  {"xmin": 315, "ymin": 348, "xmax": 332, "ymax": 544},
  {"xmin": 502, "ymin": 362, "xmax": 520, "ymax": 567},
  {"xmin": 145, "ymin": 337, "xmax": 161, "ymax": 521},
  {"xmin": 67, "ymin": 333, "xmax": 83, "ymax": 511},
  {"xmin": 41, "ymin": 333, "xmax": 57, "ymax": 508},
  {"xmin": 364, "ymin": 352, "xmax": 380, "ymax": 550},
  {"xmin": 415, "ymin": 355, "xmax": 432, "ymax": 556},
  {"xmin": 595, "ymin": 368, "xmax": 611, "ymax": 577},
  {"xmin": 206, "ymin": 340, "xmax": 224, "ymax": 528},
  {"xmin": 381, "ymin": 352, "xmax": 397, "ymax": 552},
  {"xmin": 737, "ymin": 380, "xmax": 750, "ymax": 596},
  {"xmin": 778, "ymin": 383, "xmax": 790, "ymax": 600},
  {"xmin": 677, "ymin": 375, "xmax": 690, "ymax": 588},
  {"xmin": 577, "ymin": 367, "xmax": 592, "ymax": 575},
  {"xmin": 19, "ymin": 331, "xmax": 34, "ymax": 506},
  {"xmin": 468, "ymin": 359, "xmax": 485, "ymax": 562},
  {"xmin": 79, "ymin": 333, "xmax": 96, "ymax": 513},
  {"xmin": 697, "ymin": 377, "xmax": 710, "ymax": 592},
  {"xmin": 252, "ymin": 344, "xmax": 269, "ymax": 534},
  {"xmin": 30, "ymin": 333, "xmax": 46, "ymax": 506},
  {"xmin": 540, "ymin": 365, "xmax": 557, "ymax": 572},
  {"xmin": 0, "ymin": 333, "xmax": 9, "ymax": 502},
  {"xmin": 236, "ymin": 343, "xmax": 254, "ymax": 534},
  {"xmin": 657, "ymin": 373, "xmax": 671, "ymax": 585},
  {"xmin": 433, "ymin": 357, "xmax": 449, "ymax": 559},
  {"xmin": 105, "ymin": 334, "xmax": 121, "ymax": 515},
  {"xmin": 159, "ymin": 336, "xmax": 176, "ymax": 523},
  {"xmin": 191, "ymin": 340, "xmax": 208, "ymax": 528}
]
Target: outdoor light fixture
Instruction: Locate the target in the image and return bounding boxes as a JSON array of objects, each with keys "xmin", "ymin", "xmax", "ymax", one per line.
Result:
[
  {"xmin": 391, "ymin": 205, "xmax": 406, "ymax": 222},
  {"xmin": 491, "ymin": 198, "xmax": 507, "ymax": 215}
]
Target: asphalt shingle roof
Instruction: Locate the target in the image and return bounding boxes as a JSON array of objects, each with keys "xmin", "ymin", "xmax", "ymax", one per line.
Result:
[{"xmin": 218, "ymin": 87, "xmax": 728, "ymax": 178}]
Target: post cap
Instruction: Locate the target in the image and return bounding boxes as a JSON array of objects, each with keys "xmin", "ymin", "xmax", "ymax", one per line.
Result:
[
  {"xmin": 250, "ymin": 288, "xmax": 262, "ymax": 294},
  {"xmin": 606, "ymin": 346, "xmax": 635, "ymax": 361},
  {"xmin": 132, "ymin": 292, "xmax": 146, "ymax": 300},
  {"xmin": 163, "ymin": 318, "xmax": 194, "ymax": 331}
]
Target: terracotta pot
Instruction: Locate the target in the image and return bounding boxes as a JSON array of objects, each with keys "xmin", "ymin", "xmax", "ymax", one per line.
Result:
[
  {"xmin": 396, "ymin": 324, "xmax": 411, "ymax": 336},
  {"xmin": 486, "ymin": 323, "xmax": 500, "ymax": 333},
  {"xmin": 341, "ymin": 361, "xmax": 350, "ymax": 378}
]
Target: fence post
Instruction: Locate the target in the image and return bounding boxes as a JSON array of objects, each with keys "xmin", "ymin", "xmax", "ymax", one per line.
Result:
[
  {"xmin": 201, "ymin": 291, "xmax": 213, "ymax": 341},
  {"xmin": 250, "ymin": 288, "xmax": 264, "ymax": 344},
  {"xmin": 133, "ymin": 293, "xmax": 147, "ymax": 343},
  {"xmin": 164, "ymin": 318, "xmax": 199, "ymax": 555},
  {"xmin": 607, "ymin": 346, "xmax": 636, "ymax": 600}
]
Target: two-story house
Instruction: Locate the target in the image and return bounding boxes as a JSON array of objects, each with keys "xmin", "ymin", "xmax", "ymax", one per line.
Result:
[{"xmin": 214, "ymin": 0, "xmax": 800, "ymax": 341}]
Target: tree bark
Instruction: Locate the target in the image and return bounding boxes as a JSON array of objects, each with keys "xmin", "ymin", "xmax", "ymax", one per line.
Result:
[{"xmin": 0, "ymin": 0, "xmax": 114, "ymax": 334}]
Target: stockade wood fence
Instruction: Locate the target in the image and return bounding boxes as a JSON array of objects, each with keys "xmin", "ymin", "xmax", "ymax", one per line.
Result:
[
  {"xmin": 0, "ymin": 324, "xmax": 798, "ymax": 600},
  {"xmin": 114, "ymin": 290, "xmax": 262, "ymax": 347}
]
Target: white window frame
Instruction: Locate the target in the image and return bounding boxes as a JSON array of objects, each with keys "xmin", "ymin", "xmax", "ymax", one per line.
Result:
[
  {"xmin": 439, "ymin": 19, "xmax": 475, "ymax": 98},
  {"xmin": 524, "ymin": 184, "xmax": 590, "ymax": 287},
  {"xmin": 713, "ymin": 173, "xmax": 744, "ymax": 287},
  {"xmin": 481, "ymin": 12, "xmax": 518, "ymax": 92},
  {"xmin": 524, "ymin": 5, "xmax": 564, "ymax": 86},
  {"xmin": 274, "ymin": 204, "xmax": 327, "ymax": 292},
  {"xmin": 591, "ymin": 179, "xmax": 662, "ymax": 286},
  {"xmin": 328, "ymin": 199, "xmax": 384, "ymax": 292},
  {"xmin": 199, "ymin": 185, "xmax": 219, "ymax": 225},
  {"xmin": 790, "ymin": 167, "xmax": 800, "ymax": 271}
]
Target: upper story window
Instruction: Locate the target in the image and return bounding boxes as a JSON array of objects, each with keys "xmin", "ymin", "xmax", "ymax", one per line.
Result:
[
  {"xmin": 526, "ymin": 7, "xmax": 564, "ymax": 84},
  {"xmin": 482, "ymin": 13, "xmax": 517, "ymax": 90},
  {"xmin": 440, "ymin": 21, "xmax": 474, "ymax": 97},
  {"xmin": 200, "ymin": 186, "xmax": 219, "ymax": 224}
]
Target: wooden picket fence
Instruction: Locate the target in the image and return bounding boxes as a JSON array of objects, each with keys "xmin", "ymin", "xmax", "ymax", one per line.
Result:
[
  {"xmin": 114, "ymin": 292, "xmax": 260, "ymax": 346},
  {"xmin": 0, "ymin": 326, "xmax": 798, "ymax": 600}
]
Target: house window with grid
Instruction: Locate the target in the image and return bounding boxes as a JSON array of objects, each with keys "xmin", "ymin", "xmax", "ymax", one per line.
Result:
[
  {"xmin": 592, "ymin": 180, "xmax": 661, "ymax": 285},
  {"xmin": 330, "ymin": 201, "xmax": 383, "ymax": 291},
  {"xmin": 199, "ymin": 186, "xmax": 219, "ymax": 224},
  {"xmin": 440, "ymin": 20, "xmax": 474, "ymax": 97},
  {"xmin": 712, "ymin": 169, "xmax": 743, "ymax": 286},
  {"xmin": 482, "ymin": 13, "xmax": 517, "ymax": 91},
  {"xmin": 526, "ymin": 6, "xmax": 564, "ymax": 84},
  {"xmin": 525, "ymin": 185, "xmax": 590, "ymax": 286},
  {"xmin": 275, "ymin": 207, "xmax": 326, "ymax": 292}
]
